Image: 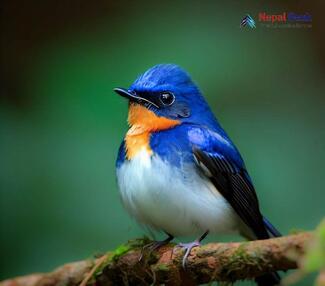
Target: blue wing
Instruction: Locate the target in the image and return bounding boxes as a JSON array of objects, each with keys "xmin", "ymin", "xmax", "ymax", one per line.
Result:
[{"xmin": 189, "ymin": 125, "xmax": 280, "ymax": 239}]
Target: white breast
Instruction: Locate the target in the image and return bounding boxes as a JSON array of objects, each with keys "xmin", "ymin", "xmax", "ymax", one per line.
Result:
[{"xmin": 116, "ymin": 149, "xmax": 239, "ymax": 236}]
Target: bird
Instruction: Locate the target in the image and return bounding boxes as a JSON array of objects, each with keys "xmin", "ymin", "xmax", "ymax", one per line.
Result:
[{"xmin": 114, "ymin": 64, "xmax": 281, "ymax": 285}]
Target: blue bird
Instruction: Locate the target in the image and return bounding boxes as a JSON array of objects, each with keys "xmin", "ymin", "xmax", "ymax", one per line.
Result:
[{"xmin": 114, "ymin": 64, "xmax": 281, "ymax": 285}]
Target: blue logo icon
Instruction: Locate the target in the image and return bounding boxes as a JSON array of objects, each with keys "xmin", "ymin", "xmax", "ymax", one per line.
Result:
[{"xmin": 241, "ymin": 14, "xmax": 256, "ymax": 28}]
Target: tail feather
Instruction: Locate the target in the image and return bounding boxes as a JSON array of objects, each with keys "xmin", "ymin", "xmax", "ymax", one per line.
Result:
[{"xmin": 263, "ymin": 217, "xmax": 282, "ymax": 238}]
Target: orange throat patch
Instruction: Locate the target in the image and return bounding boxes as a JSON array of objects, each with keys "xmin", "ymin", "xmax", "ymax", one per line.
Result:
[{"xmin": 125, "ymin": 104, "xmax": 181, "ymax": 160}]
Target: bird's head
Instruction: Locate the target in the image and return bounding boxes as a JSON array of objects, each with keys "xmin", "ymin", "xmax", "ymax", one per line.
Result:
[{"xmin": 114, "ymin": 64, "xmax": 216, "ymax": 132}]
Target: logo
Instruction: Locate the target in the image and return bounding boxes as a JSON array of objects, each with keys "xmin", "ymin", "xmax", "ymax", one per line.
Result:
[
  {"xmin": 240, "ymin": 12, "xmax": 312, "ymax": 29},
  {"xmin": 240, "ymin": 14, "xmax": 256, "ymax": 28}
]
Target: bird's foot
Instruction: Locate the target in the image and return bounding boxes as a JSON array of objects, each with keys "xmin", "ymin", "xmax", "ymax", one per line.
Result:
[
  {"xmin": 139, "ymin": 236, "xmax": 173, "ymax": 261},
  {"xmin": 175, "ymin": 240, "xmax": 201, "ymax": 268}
]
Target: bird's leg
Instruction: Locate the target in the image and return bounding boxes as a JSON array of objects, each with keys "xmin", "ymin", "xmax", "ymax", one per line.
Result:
[
  {"xmin": 139, "ymin": 233, "xmax": 174, "ymax": 261},
  {"xmin": 176, "ymin": 230, "xmax": 209, "ymax": 268}
]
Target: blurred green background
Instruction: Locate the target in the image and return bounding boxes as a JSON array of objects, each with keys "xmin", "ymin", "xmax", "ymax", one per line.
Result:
[{"xmin": 1, "ymin": 0, "xmax": 324, "ymax": 284}]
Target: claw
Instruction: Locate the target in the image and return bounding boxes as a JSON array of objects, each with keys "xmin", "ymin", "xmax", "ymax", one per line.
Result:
[
  {"xmin": 174, "ymin": 230, "xmax": 209, "ymax": 269},
  {"xmin": 176, "ymin": 241, "xmax": 201, "ymax": 268},
  {"xmin": 139, "ymin": 235, "xmax": 174, "ymax": 262},
  {"xmin": 138, "ymin": 241, "xmax": 155, "ymax": 261}
]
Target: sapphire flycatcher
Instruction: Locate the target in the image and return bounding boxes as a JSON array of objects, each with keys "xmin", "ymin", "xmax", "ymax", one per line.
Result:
[{"xmin": 114, "ymin": 64, "xmax": 281, "ymax": 285}]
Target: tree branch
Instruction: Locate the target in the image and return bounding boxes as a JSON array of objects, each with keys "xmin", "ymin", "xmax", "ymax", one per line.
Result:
[{"xmin": 1, "ymin": 232, "xmax": 313, "ymax": 286}]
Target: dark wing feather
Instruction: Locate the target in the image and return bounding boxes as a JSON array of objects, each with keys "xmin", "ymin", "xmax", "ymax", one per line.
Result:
[{"xmin": 193, "ymin": 148, "xmax": 270, "ymax": 239}]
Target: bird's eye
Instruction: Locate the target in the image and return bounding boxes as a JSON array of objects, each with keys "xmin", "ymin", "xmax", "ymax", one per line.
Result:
[{"xmin": 160, "ymin": 92, "xmax": 175, "ymax": 106}]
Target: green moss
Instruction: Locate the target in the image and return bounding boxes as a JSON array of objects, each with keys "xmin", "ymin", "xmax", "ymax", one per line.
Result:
[
  {"xmin": 91, "ymin": 236, "xmax": 153, "ymax": 279},
  {"xmin": 222, "ymin": 243, "xmax": 261, "ymax": 279},
  {"xmin": 112, "ymin": 244, "xmax": 131, "ymax": 260},
  {"xmin": 228, "ymin": 244, "xmax": 249, "ymax": 263},
  {"xmin": 110, "ymin": 236, "xmax": 152, "ymax": 261},
  {"xmin": 155, "ymin": 264, "xmax": 169, "ymax": 272}
]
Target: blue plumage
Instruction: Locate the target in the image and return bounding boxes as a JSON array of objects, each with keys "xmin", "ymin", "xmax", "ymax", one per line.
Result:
[
  {"xmin": 149, "ymin": 123, "xmax": 244, "ymax": 168},
  {"xmin": 130, "ymin": 64, "xmax": 219, "ymax": 128},
  {"xmin": 117, "ymin": 64, "xmax": 244, "ymax": 166}
]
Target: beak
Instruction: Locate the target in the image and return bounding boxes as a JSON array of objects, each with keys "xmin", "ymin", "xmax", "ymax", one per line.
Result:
[
  {"xmin": 113, "ymin": 87, "xmax": 135, "ymax": 99},
  {"xmin": 113, "ymin": 87, "xmax": 159, "ymax": 108}
]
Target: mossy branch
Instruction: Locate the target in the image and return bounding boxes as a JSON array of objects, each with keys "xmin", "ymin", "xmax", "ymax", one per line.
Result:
[{"xmin": 0, "ymin": 232, "xmax": 314, "ymax": 286}]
